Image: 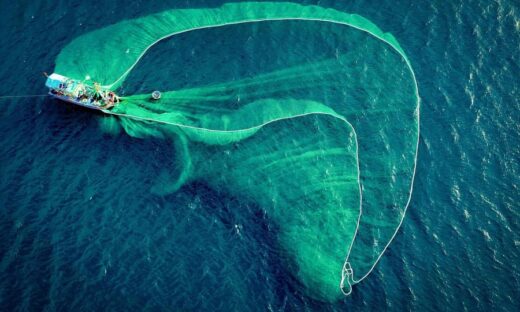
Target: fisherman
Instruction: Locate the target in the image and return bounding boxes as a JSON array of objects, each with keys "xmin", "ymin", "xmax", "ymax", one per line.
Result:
[{"xmin": 104, "ymin": 91, "xmax": 118, "ymax": 109}]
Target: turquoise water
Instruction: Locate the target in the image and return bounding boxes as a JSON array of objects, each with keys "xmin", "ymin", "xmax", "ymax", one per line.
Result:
[{"xmin": 0, "ymin": 0, "xmax": 519, "ymax": 310}]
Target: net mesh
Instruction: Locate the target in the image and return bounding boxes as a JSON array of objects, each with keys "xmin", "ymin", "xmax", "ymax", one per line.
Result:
[{"xmin": 54, "ymin": 2, "xmax": 419, "ymax": 301}]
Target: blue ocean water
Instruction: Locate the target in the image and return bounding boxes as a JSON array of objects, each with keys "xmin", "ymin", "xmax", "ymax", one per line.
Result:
[{"xmin": 0, "ymin": 0, "xmax": 519, "ymax": 311}]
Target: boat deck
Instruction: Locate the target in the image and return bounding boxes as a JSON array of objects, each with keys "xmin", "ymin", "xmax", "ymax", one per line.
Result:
[
  {"xmin": 45, "ymin": 73, "xmax": 119, "ymax": 112},
  {"xmin": 48, "ymin": 92, "xmax": 111, "ymax": 112}
]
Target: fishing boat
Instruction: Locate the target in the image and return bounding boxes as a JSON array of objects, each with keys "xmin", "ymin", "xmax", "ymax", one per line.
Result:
[{"xmin": 45, "ymin": 73, "xmax": 119, "ymax": 112}]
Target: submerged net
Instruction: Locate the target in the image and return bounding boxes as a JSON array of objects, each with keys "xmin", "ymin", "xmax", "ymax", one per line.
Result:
[{"xmin": 54, "ymin": 2, "xmax": 419, "ymax": 301}]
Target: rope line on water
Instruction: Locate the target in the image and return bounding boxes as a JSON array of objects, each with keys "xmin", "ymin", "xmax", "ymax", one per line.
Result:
[{"xmin": 0, "ymin": 94, "xmax": 49, "ymax": 100}]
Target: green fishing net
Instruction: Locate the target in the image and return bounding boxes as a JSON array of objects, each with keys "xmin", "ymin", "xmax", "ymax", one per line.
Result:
[{"xmin": 54, "ymin": 2, "xmax": 419, "ymax": 301}]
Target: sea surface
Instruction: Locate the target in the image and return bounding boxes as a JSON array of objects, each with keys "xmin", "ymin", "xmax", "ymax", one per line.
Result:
[{"xmin": 0, "ymin": 0, "xmax": 519, "ymax": 311}]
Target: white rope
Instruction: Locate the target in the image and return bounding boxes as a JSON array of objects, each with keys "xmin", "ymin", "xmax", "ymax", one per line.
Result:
[
  {"xmin": 0, "ymin": 94, "xmax": 48, "ymax": 100},
  {"xmin": 91, "ymin": 14, "xmax": 420, "ymax": 296},
  {"xmin": 108, "ymin": 107, "xmax": 364, "ymax": 295}
]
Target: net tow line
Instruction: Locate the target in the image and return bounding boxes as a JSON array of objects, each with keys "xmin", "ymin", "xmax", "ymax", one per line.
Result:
[{"xmin": 0, "ymin": 94, "xmax": 49, "ymax": 100}]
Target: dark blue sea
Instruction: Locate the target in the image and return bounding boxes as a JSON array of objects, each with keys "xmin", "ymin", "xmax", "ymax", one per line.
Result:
[{"xmin": 0, "ymin": 0, "xmax": 519, "ymax": 311}]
